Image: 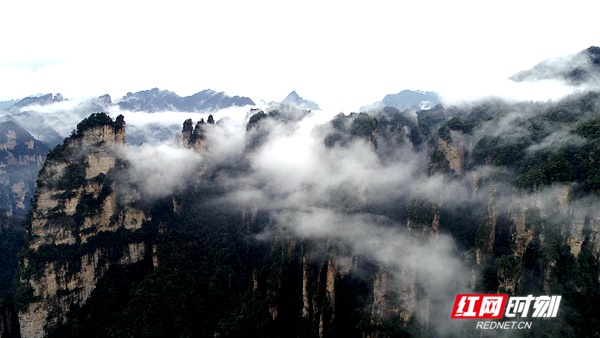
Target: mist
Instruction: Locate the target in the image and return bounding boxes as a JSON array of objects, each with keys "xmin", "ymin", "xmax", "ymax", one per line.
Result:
[
  {"xmin": 115, "ymin": 104, "xmax": 481, "ymax": 335},
  {"xmin": 106, "ymin": 84, "xmax": 600, "ymax": 335},
  {"xmin": 120, "ymin": 142, "xmax": 204, "ymax": 199}
]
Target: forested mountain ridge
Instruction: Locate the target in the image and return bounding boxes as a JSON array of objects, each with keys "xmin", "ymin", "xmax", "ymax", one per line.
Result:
[{"xmin": 0, "ymin": 85, "xmax": 598, "ymax": 337}]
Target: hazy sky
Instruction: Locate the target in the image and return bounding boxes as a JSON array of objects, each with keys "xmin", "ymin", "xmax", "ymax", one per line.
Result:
[{"xmin": 1, "ymin": 0, "xmax": 598, "ymax": 111}]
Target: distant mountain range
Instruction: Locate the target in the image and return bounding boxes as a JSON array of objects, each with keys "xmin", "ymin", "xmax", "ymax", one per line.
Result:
[
  {"xmin": 117, "ymin": 88, "xmax": 255, "ymax": 112},
  {"xmin": 0, "ymin": 89, "xmax": 258, "ymax": 146},
  {"xmin": 9, "ymin": 93, "xmax": 65, "ymax": 108},
  {"xmin": 2, "ymin": 88, "xmax": 441, "ymax": 121},
  {"xmin": 1, "ymin": 88, "xmax": 255, "ymax": 114},
  {"xmin": 510, "ymin": 46, "xmax": 600, "ymax": 86},
  {"xmin": 361, "ymin": 90, "xmax": 441, "ymax": 112},
  {"xmin": 0, "ymin": 88, "xmax": 446, "ymax": 149}
]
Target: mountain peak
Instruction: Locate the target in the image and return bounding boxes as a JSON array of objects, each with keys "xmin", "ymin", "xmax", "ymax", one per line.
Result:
[
  {"xmin": 280, "ymin": 91, "xmax": 320, "ymax": 110},
  {"xmin": 285, "ymin": 91, "xmax": 300, "ymax": 100}
]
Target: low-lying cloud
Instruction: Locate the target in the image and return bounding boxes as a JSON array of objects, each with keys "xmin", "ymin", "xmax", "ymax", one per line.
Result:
[
  {"xmin": 132, "ymin": 106, "xmax": 475, "ymax": 334},
  {"xmin": 121, "ymin": 142, "xmax": 204, "ymax": 199}
]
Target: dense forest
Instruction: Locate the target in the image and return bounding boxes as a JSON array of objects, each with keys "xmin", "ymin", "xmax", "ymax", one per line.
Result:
[{"xmin": 1, "ymin": 89, "xmax": 600, "ymax": 337}]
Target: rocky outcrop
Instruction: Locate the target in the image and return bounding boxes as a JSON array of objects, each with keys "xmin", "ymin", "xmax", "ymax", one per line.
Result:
[
  {"xmin": 301, "ymin": 254, "xmax": 310, "ymax": 318},
  {"xmin": 325, "ymin": 259, "xmax": 336, "ymax": 321},
  {"xmin": 0, "ymin": 130, "xmax": 17, "ymax": 151},
  {"xmin": 4, "ymin": 154, "xmax": 44, "ymax": 166},
  {"xmin": 568, "ymin": 209, "xmax": 587, "ymax": 256},
  {"xmin": 438, "ymin": 131, "xmax": 466, "ymax": 176},
  {"xmin": 588, "ymin": 216, "xmax": 600, "ymax": 259},
  {"xmin": 181, "ymin": 116, "xmax": 214, "ymax": 152},
  {"xmin": 27, "ymin": 114, "xmax": 132, "ymax": 250},
  {"xmin": 18, "ymin": 250, "xmax": 105, "ymax": 338},
  {"xmin": 372, "ymin": 206, "xmax": 435, "ymax": 333},
  {"xmin": 370, "ymin": 264, "xmax": 418, "ymax": 337},
  {"xmin": 10, "ymin": 182, "xmax": 27, "ymax": 211},
  {"xmin": 181, "ymin": 119, "xmax": 193, "ymax": 147},
  {"xmin": 494, "ymin": 185, "xmax": 599, "ymax": 294},
  {"xmin": 0, "ymin": 121, "xmax": 50, "ymax": 216},
  {"xmin": 475, "ymin": 185, "xmax": 499, "ymax": 265},
  {"xmin": 369, "ymin": 263, "xmax": 419, "ymax": 335},
  {"xmin": 497, "ymin": 193, "xmax": 536, "ymax": 294},
  {"xmin": 15, "ymin": 113, "xmax": 150, "ymax": 338}
]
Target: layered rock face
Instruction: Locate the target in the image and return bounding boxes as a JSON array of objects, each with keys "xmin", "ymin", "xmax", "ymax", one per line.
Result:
[
  {"xmin": 0, "ymin": 121, "xmax": 50, "ymax": 216},
  {"xmin": 437, "ymin": 130, "xmax": 466, "ymax": 176},
  {"xmin": 14, "ymin": 113, "xmax": 150, "ymax": 338},
  {"xmin": 435, "ymin": 127, "xmax": 600, "ymax": 297}
]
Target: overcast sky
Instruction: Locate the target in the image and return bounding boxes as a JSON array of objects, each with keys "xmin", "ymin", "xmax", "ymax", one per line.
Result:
[{"xmin": 1, "ymin": 0, "xmax": 598, "ymax": 111}]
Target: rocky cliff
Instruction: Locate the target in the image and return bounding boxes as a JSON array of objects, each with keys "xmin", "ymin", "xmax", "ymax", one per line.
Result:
[
  {"xmin": 181, "ymin": 115, "xmax": 214, "ymax": 152},
  {"xmin": 437, "ymin": 130, "xmax": 466, "ymax": 176},
  {"xmin": 13, "ymin": 113, "xmax": 151, "ymax": 338},
  {"xmin": 0, "ymin": 121, "xmax": 49, "ymax": 217}
]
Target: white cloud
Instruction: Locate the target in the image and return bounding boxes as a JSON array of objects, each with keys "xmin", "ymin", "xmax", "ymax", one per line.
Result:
[{"xmin": 121, "ymin": 142, "xmax": 204, "ymax": 199}]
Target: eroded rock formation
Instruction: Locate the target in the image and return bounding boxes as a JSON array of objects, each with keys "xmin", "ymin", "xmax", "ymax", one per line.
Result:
[{"xmin": 15, "ymin": 113, "xmax": 150, "ymax": 338}]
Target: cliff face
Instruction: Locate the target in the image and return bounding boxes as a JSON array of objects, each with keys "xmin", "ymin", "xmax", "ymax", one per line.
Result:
[
  {"xmin": 14, "ymin": 113, "xmax": 150, "ymax": 338},
  {"xmin": 0, "ymin": 121, "xmax": 50, "ymax": 216},
  {"xmin": 495, "ymin": 186, "xmax": 600, "ymax": 295},
  {"xmin": 437, "ymin": 130, "xmax": 466, "ymax": 176}
]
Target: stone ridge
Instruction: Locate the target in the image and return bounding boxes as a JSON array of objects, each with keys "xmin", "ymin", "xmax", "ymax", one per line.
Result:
[{"xmin": 15, "ymin": 113, "xmax": 150, "ymax": 338}]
